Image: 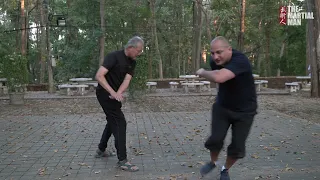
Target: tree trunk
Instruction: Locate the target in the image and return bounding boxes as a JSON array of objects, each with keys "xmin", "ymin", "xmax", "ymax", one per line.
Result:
[
  {"xmin": 99, "ymin": 0, "xmax": 105, "ymax": 66},
  {"xmin": 39, "ymin": 0, "xmax": 46, "ymax": 84},
  {"xmin": 147, "ymin": 1, "xmax": 153, "ymax": 79},
  {"xmin": 66, "ymin": 0, "xmax": 77, "ymax": 46},
  {"xmin": 315, "ymin": 0, "xmax": 320, "ymax": 97},
  {"xmin": 177, "ymin": 1, "xmax": 183, "ymax": 76},
  {"xmin": 257, "ymin": 50, "xmax": 261, "ymax": 75},
  {"xmin": 265, "ymin": 23, "xmax": 271, "ymax": 76},
  {"xmin": 307, "ymin": 0, "xmax": 320, "ymax": 97},
  {"xmin": 16, "ymin": 6, "xmax": 20, "ymax": 53},
  {"xmin": 203, "ymin": 7, "xmax": 212, "ymax": 41},
  {"xmin": 36, "ymin": 2, "xmax": 41, "ymax": 83},
  {"xmin": 45, "ymin": 0, "xmax": 54, "ymax": 93},
  {"xmin": 237, "ymin": 0, "xmax": 245, "ymax": 51},
  {"xmin": 148, "ymin": 38, "xmax": 153, "ymax": 79},
  {"xmin": 278, "ymin": 41, "xmax": 285, "ymax": 76},
  {"xmin": 150, "ymin": 0, "xmax": 163, "ymax": 79},
  {"xmin": 178, "ymin": 34, "xmax": 181, "ymax": 76},
  {"xmin": 196, "ymin": 1, "xmax": 202, "ymax": 70},
  {"xmin": 191, "ymin": 1, "xmax": 197, "ymax": 72},
  {"xmin": 20, "ymin": 0, "xmax": 26, "ymax": 56},
  {"xmin": 191, "ymin": 0, "xmax": 202, "ymax": 72}
]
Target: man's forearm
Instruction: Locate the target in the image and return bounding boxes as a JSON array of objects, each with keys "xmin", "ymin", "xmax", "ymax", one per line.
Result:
[
  {"xmin": 201, "ymin": 70, "xmax": 220, "ymax": 83},
  {"xmin": 96, "ymin": 76, "xmax": 116, "ymax": 95},
  {"xmin": 117, "ymin": 80, "xmax": 130, "ymax": 94}
]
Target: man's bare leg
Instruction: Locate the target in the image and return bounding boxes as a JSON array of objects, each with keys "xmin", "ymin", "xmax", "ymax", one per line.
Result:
[
  {"xmin": 224, "ymin": 156, "xmax": 237, "ymax": 169},
  {"xmin": 220, "ymin": 156, "xmax": 236, "ymax": 180},
  {"xmin": 210, "ymin": 151, "xmax": 219, "ymax": 163}
]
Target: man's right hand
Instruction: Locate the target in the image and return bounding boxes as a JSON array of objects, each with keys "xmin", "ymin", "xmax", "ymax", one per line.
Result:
[{"xmin": 109, "ymin": 92, "xmax": 124, "ymax": 102}]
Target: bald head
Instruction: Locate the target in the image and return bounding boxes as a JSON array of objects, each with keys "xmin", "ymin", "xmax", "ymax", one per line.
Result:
[
  {"xmin": 210, "ymin": 36, "xmax": 233, "ymax": 66},
  {"xmin": 210, "ymin": 36, "xmax": 231, "ymax": 47}
]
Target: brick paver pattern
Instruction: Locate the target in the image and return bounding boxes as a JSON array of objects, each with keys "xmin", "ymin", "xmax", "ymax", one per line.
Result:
[{"xmin": 0, "ymin": 97, "xmax": 319, "ymax": 180}]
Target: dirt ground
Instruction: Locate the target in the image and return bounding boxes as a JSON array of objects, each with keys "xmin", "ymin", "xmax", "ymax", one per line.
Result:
[{"xmin": 0, "ymin": 94, "xmax": 319, "ymax": 124}]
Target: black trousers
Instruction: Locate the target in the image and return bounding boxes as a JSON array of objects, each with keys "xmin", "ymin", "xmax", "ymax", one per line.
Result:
[
  {"xmin": 96, "ymin": 89, "xmax": 127, "ymax": 161},
  {"xmin": 205, "ymin": 103, "xmax": 256, "ymax": 159}
]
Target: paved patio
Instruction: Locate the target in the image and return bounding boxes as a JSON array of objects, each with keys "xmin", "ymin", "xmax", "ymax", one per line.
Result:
[{"xmin": 0, "ymin": 92, "xmax": 319, "ymax": 180}]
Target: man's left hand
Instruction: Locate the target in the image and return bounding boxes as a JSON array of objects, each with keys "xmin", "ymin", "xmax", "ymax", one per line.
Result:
[{"xmin": 196, "ymin": 68, "xmax": 205, "ymax": 76}]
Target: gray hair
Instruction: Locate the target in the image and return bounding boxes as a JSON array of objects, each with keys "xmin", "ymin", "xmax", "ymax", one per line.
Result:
[{"xmin": 125, "ymin": 36, "xmax": 144, "ymax": 49}]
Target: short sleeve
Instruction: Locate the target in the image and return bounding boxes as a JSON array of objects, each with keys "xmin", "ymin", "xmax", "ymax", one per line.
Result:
[
  {"xmin": 224, "ymin": 53, "xmax": 250, "ymax": 76},
  {"xmin": 127, "ymin": 61, "xmax": 136, "ymax": 77},
  {"xmin": 102, "ymin": 52, "xmax": 117, "ymax": 70}
]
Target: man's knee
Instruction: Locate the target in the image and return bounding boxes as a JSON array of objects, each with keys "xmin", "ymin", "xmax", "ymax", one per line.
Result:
[
  {"xmin": 227, "ymin": 145, "xmax": 246, "ymax": 159},
  {"xmin": 204, "ymin": 136, "xmax": 224, "ymax": 151}
]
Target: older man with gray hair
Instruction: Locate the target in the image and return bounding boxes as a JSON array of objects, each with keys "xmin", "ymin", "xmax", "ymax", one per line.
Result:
[{"xmin": 94, "ymin": 36, "xmax": 144, "ymax": 172}]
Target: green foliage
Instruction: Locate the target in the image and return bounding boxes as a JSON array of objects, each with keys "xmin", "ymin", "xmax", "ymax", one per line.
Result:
[
  {"xmin": 1, "ymin": 53, "xmax": 28, "ymax": 92},
  {"xmin": 53, "ymin": 34, "xmax": 99, "ymax": 82},
  {"xmin": 128, "ymin": 55, "xmax": 148, "ymax": 100},
  {"xmin": 0, "ymin": 0, "xmax": 313, "ymax": 84}
]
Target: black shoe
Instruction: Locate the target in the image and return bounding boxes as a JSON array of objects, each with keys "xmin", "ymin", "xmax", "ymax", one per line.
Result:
[
  {"xmin": 95, "ymin": 149, "xmax": 116, "ymax": 158},
  {"xmin": 220, "ymin": 169, "xmax": 230, "ymax": 180},
  {"xmin": 200, "ymin": 161, "xmax": 216, "ymax": 176}
]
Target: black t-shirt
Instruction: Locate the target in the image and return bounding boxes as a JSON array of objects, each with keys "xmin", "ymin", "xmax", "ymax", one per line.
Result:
[
  {"xmin": 210, "ymin": 49, "xmax": 257, "ymax": 113},
  {"xmin": 97, "ymin": 50, "xmax": 136, "ymax": 93}
]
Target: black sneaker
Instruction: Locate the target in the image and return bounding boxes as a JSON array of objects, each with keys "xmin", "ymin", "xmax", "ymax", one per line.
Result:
[
  {"xmin": 220, "ymin": 169, "xmax": 230, "ymax": 180},
  {"xmin": 95, "ymin": 149, "xmax": 116, "ymax": 158},
  {"xmin": 200, "ymin": 161, "xmax": 216, "ymax": 176}
]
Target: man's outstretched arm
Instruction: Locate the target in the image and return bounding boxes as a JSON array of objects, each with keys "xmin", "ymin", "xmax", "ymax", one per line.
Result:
[{"xmin": 196, "ymin": 68, "xmax": 235, "ymax": 83}]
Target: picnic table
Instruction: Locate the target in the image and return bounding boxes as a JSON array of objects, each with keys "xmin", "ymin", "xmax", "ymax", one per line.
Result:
[
  {"xmin": 58, "ymin": 84, "xmax": 88, "ymax": 96},
  {"xmin": 296, "ymin": 76, "xmax": 311, "ymax": 89},
  {"xmin": 296, "ymin": 76, "xmax": 311, "ymax": 83},
  {"xmin": 0, "ymin": 78, "xmax": 8, "ymax": 95},
  {"xmin": 179, "ymin": 75, "xmax": 199, "ymax": 83},
  {"xmin": 285, "ymin": 82, "xmax": 300, "ymax": 93},
  {"xmin": 181, "ymin": 82, "xmax": 204, "ymax": 93},
  {"xmin": 0, "ymin": 78, "xmax": 7, "ymax": 86},
  {"xmin": 179, "ymin": 75, "xmax": 204, "ymax": 93},
  {"xmin": 254, "ymin": 81, "xmax": 263, "ymax": 92},
  {"xmin": 69, "ymin": 78, "xmax": 93, "ymax": 84}
]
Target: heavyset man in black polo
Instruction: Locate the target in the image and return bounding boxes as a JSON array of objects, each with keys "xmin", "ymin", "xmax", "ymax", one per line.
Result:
[
  {"xmin": 196, "ymin": 36, "xmax": 257, "ymax": 180},
  {"xmin": 94, "ymin": 36, "xmax": 144, "ymax": 172}
]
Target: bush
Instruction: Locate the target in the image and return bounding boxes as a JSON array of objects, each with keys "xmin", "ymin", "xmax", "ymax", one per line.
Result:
[
  {"xmin": 1, "ymin": 53, "xmax": 28, "ymax": 92},
  {"xmin": 128, "ymin": 55, "xmax": 148, "ymax": 100}
]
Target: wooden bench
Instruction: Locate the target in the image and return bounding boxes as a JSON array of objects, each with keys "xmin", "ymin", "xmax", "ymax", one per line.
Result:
[
  {"xmin": 58, "ymin": 84, "xmax": 88, "ymax": 96},
  {"xmin": 200, "ymin": 81, "xmax": 211, "ymax": 91},
  {"xmin": 146, "ymin": 82, "xmax": 157, "ymax": 92},
  {"xmin": 181, "ymin": 82, "xmax": 204, "ymax": 93},
  {"xmin": 169, "ymin": 82, "xmax": 179, "ymax": 92},
  {"xmin": 285, "ymin": 82, "xmax": 300, "ymax": 92}
]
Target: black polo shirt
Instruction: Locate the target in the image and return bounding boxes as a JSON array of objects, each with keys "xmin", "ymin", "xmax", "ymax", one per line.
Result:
[
  {"xmin": 210, "ymin": 49, "xmax": 257, "ymax": 113},
  {"xmin": 97, "ymin": 50, "xmax": 136, "ymax": 93}
]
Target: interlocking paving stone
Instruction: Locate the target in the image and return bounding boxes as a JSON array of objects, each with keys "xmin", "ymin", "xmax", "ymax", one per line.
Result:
[{"xmin": 0, "ymin": 95, "xmax": 319, "ymax": 180}]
